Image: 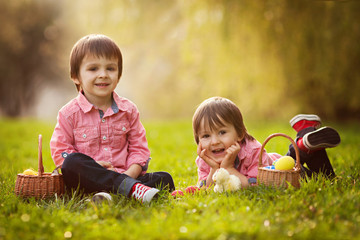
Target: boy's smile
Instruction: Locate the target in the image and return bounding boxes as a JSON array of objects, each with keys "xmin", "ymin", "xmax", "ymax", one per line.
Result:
[
  {"xmin": 95, "ymin": 83, "xmax": 110, "ymax": 88},
  {"xmin": 73, "ymin": 54, "xmax": 119, "ymax": 110}
]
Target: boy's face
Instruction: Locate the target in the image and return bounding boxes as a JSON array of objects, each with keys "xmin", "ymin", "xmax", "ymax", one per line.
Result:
[
  {"xmin": 198, "ymin": 119, "xmax": 241, "ymax": 163},
  {"xmin": 73, "ymin": 54, "xmax": 119, "ymax": 105}
]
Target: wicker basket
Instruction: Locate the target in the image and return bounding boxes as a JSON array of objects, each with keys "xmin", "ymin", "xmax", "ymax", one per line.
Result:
[
  {"xmin": 257, "ymin": 133, "xmax": 301, "ymax": 188},
  {"xmin": 15, "ymin": 135, "xmax": 64, "ymax": 199}
]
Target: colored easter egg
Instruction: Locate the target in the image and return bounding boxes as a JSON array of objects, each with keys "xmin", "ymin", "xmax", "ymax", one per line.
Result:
[
  {"xmin": 23, "ymin": 169, "xmax": 38, "ymax": 175},
  {"xmin": 264, "ymin": 165, "xmax": 275, "ymax": 170},
  {"xmin": 184, "ymin": 186, "xmax": 200, "ymax": 194},
  {"xmin": 274, "ymin": 156, "xmax": 295, "ymax": 170},
  {"xmin": 171, "ymin": 190, "xmax": 184, "ymax": 197}
]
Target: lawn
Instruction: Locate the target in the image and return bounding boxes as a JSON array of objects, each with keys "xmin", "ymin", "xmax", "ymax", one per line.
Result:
[{"xmin": 0, "ymin": 118, "xmax": 359, "ymax": 240}]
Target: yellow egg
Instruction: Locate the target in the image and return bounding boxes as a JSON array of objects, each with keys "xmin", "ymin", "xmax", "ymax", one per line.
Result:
[
  {"xmin": 274, "ymin": 156, "xmax": 295, "ymax": 170},
  {"xmin": 23, "ymin": 169, "xmax": 38, "ymax": 176}
]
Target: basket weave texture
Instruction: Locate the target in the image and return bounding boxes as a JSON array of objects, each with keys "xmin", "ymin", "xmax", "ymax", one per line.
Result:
[
  {"xmin": 257, "ymin": 133, "xmax": 301, "ymax": 188},
  {"xmin": 14, "ymin": 135, "xmax": 64, "ymax": 199}
]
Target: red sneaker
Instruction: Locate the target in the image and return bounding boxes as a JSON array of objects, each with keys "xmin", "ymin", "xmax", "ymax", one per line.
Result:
[
  {"xmin": 130, "ymin": 183, "xmax": 159, "ymax": 203},
  {"xmin": 290, "ymin": 114, "xmax": 321, "ymax": 132},
  {"xmin": 302, "ymin": 127, "xmax": 341, "ymax": 150}
]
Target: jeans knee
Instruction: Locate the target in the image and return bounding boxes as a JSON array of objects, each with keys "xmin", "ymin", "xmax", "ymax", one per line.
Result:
[
  {"xmin": 62, "ymin": 152, "xmax": 89, "ymax": 171},
  {"xmin": 159, "ymin": 171, "xmax": 175, "ymax": 190}
]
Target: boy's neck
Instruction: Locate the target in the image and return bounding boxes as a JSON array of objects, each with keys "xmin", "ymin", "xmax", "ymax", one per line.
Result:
[{"xmin": 82, "ymin": 91, "xmax": 113, "ymax": 112}]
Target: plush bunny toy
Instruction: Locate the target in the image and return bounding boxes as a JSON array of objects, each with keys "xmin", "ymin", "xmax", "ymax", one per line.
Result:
[{"xmin": 212, "ymin": 168, "xmax": 241, "ymax": 193}]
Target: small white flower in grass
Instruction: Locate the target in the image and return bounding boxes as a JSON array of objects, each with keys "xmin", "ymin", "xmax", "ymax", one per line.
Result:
[
  {"xmin": 64, "ymin": 231, "xmax": 72, "ymax": 238},
  {"xmin": 21, "ymin": 214, "xmax": 30, "ymax": 222},
  {"xmin": 179, "ymin": 226, "xmax": 188, "ymax": 233},
  {"xmin": 264, "ymin": 220, "xmax": 270, "ymax": 227},
  {"xmin": 198, "ymin": 202, "xmax": 207, "ymax": 208},
  {"xmin": 246, "ymin": 206, "xmax": 250, "ymax": 212}
]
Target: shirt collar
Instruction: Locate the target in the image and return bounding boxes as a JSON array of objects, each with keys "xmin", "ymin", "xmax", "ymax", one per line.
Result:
[
  {"xmin": 76, "ymin": 91, "xmax": 93, "ymax": 113},
  {"xmin": 76, "ymin": 91, "xmax": 124, "ymax": 116},
  {"xmin": 110, "ymin": 98, "xmax": 119, "ymax": 114},
  {"xmin": 112, "ymin": 91, "xmax": 129, "ymax": 112}
]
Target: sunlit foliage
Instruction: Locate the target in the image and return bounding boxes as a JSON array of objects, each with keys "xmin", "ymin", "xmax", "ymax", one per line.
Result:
[
  {"xmin": 0, "ymin": 0, "xmax": 66, "ymax": 117},
  {"xmin": 1, "ymin": 0, "xmax": 359, "ymax": 120}
]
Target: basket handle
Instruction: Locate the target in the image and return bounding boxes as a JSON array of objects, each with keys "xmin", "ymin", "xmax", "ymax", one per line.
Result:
[
  {"xmin": 38, "ymin": 134, "xmax": 44, "ymax": 176},
  {"xmin": 258, "ymin": 133, "xmax": 301, "ymax": 171}
]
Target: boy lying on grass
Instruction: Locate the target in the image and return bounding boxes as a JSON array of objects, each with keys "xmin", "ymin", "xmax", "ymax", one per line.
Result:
[{"xmin": 192, "ymin": 97, "xmax": 340, "ymax": 189}]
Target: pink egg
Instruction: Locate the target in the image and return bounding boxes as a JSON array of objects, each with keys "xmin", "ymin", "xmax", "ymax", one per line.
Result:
[
  {"xmin": 171, "ymin": 190, "xmax": 184, "ymax": 197},
  {"xmin": 184, "ymin": 186, "xmax": 200, "ymax": 194}
]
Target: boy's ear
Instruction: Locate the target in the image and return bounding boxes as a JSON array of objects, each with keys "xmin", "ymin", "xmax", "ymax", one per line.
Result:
[
  {"xmin": 71, "ymin": 78, "xmax": 81, "ymax": 91},
  {"xmin": 71, "ymin": 77, "xmax": 80, "ymax": 85},
  {"xmin": 237, "ymin": 133, "xmax": 244, "ymax": 142}
]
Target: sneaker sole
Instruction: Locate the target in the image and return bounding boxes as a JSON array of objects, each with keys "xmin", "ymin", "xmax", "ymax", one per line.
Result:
[
  {"xmin": 303, "ymin": 127, "xmax": 340, "ymax": 150},
  {"xmin": 92, "ymin": 192, "xmax": 112, "ymax": 204},
  {"xmin": 142, "ymin": 188, "xmax": 160, "ymax": 203},
  {"xmin": 290, "ymin": 114, "xmax": 321, "ymax": 127}
]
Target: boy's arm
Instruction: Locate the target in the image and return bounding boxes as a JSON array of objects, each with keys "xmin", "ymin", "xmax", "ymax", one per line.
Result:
[
  {"xmin": 205, "ymin": 168, "xmax": 217, "ymax": 188},
  {"xmin": 245, "ymin": 147, "xmax": 273, "ymax": 180},
  {"xmin": 196, "ymin": 143, "xmax": 220, "ymax": 187},
  {"xmin": 125, "ymin": 108, "xmax": 151, "ymax": 174},
  {"xmin": 196, "ymin": 156, "xmax": 210, "ymax": 187},
  {"xmin": 220, "ymin": 142, "xmax": 249, "ymax": 188},
  {"xmin": 224, "ymin": 168, "xmax": 249, "ymax": 188},
  {"xmin": 123, "ymin": 164, "xmax": 142, "ymax": 179},
  {"xmin": 50, "ymin": 112, "xmax": 76, "ymax": 167}
]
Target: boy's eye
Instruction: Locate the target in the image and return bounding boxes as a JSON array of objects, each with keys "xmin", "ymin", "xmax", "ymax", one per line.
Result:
[
  {"xmin": 88, "ymin": 67, "xmax": 97, "ymax": 71},
  {"xmin": 219, "ymin": 130, "xmax": 226, "ymax": 135},
  {"xmin": 201, "ymin": 134, "xmax": 210, "ymax": 139}
]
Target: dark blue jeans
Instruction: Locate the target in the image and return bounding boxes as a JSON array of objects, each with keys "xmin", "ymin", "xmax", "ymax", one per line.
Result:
[
  {"xmin": 61, "ymin": 153, "xmax": 175, "ymax": 197},
  {"xmin": 287, "ymin": 127, "xmax": 336, "ymax": 179}
]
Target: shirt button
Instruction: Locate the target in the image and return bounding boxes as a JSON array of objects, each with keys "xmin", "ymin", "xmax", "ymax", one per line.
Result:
[
  {"xmin": 102, "ymin": 119, "xmax": 105, "ymax": 123},
  {"xmin": 122, "ymin": 127, "xmax": 126, "ymax": 131},
  {"xmin": 104, "ymin": 148, "xmax": 108, "ymax": 151},
  {"xmin": 82, "ymin": 134, "xmax": 87, "ymax": 138},
  {"xmin": 103, "ymin": 136, "xmax": 107, "ymax": 140}
]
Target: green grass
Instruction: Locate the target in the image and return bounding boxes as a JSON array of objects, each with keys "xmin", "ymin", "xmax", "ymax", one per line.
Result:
[{"xmin": 1, "ymin": 118, "xmax": 360, "ymax": 240}]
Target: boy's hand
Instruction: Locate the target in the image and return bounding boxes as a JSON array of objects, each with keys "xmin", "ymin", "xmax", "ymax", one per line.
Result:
[
  {"xmin": 220, "ymin": 142, "xmax": 241, "ymax": 169},
  {"xmin": 97, "ymin": 161, "xmax": 115, "ymax": 171},
  {"xmin": 124, "ymin": 164, "xmax": 142, "ymax": 179},
  {"xmin": 197, "ymin": 142, "xmax": 220, "ymax": 170}
]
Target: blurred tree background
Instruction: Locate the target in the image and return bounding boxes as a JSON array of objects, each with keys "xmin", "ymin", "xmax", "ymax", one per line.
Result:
[{"xmin": 0, "ymin": 0, "xmax": 359, "ymax": 121}]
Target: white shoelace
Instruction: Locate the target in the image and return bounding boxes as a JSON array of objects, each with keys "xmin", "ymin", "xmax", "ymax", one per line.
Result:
[{"xmin": 131, "ymin": 184, "xmax": 149, "ymax": 199}]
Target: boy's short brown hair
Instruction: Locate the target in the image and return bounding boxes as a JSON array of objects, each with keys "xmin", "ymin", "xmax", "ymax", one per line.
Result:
[
  {"xmin": 70, "ymin": 34, "xmax": 123, "ymax": 91},
  {"xmin": 192, "ymin": 97, "xmax": 254, "ymax": 144}
]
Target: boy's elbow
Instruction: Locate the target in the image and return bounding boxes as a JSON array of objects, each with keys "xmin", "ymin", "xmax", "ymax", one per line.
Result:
[{"xmin": 241, "ymin": 180, "xmax": 249, "ymax": 188}]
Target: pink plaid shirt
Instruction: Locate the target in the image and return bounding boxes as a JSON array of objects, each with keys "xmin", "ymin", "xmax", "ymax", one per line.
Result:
[
  {"xmin": 196, "ymin": 138, "xmax": 281, "ymax": 184},
  {"xmin": 50, "ymin": 91, "xmax": 150, "ymax": 174}
]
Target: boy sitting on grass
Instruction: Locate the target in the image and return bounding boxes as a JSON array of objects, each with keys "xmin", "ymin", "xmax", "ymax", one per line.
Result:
[{"xmin": 50, "ymin": 34, "xmax": 175, "ymax": 203}]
